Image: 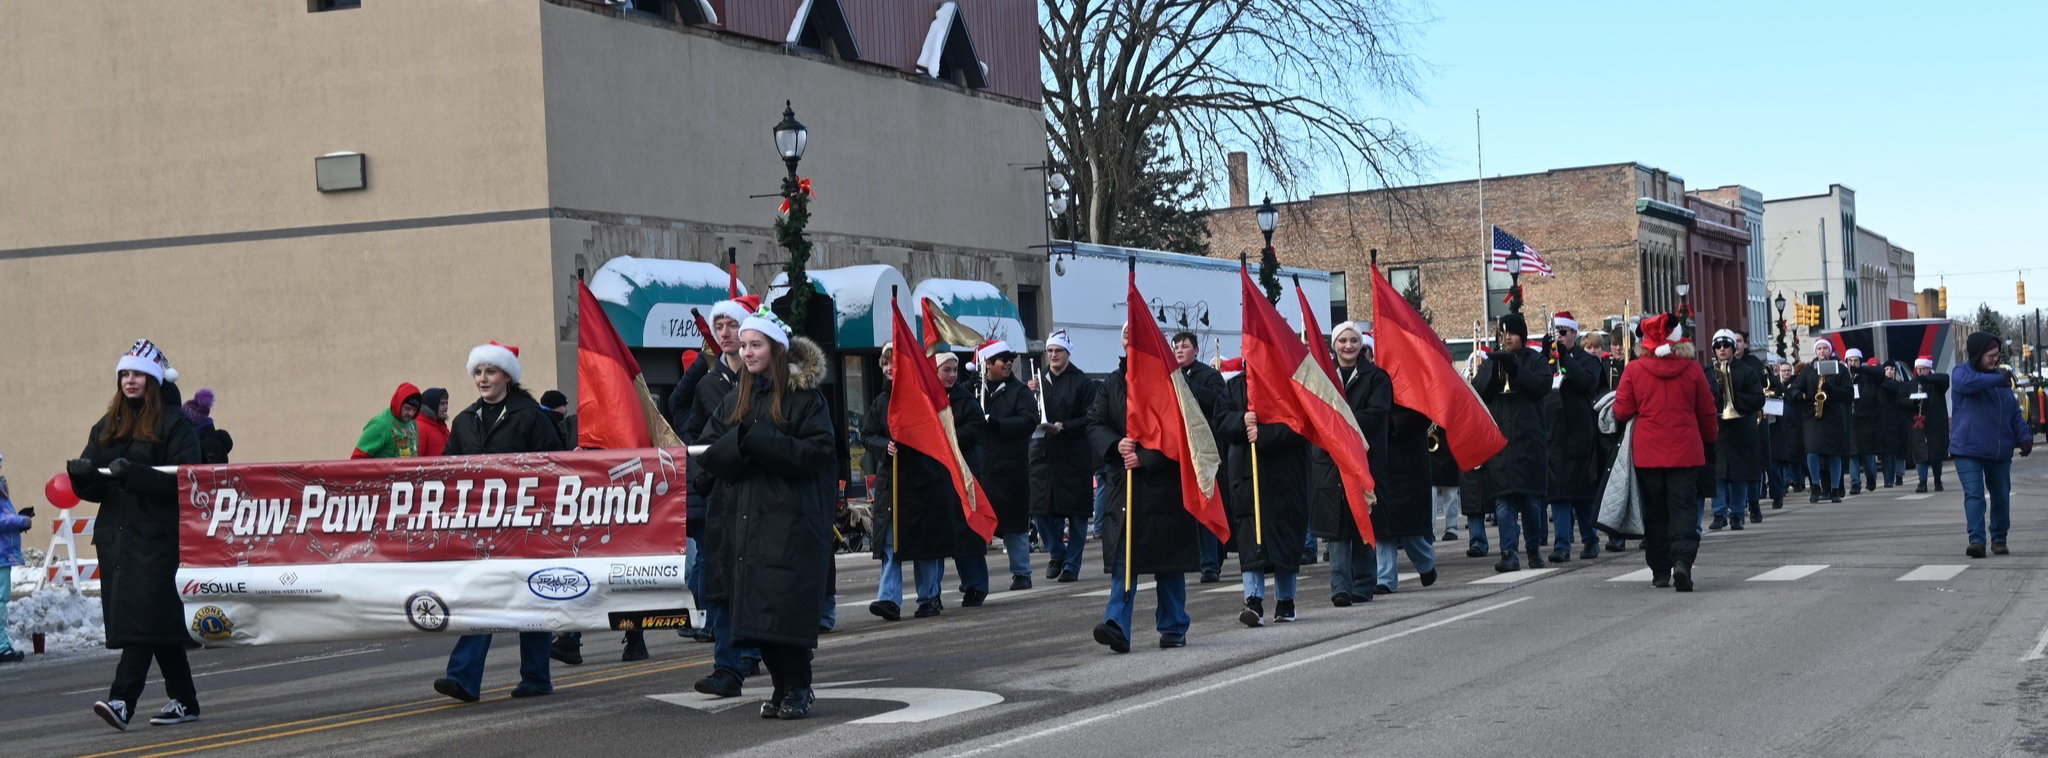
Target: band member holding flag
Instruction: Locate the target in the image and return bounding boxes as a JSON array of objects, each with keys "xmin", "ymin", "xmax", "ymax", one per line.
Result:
[
  {"xmin": 1314, "ymin": 322, "xmax": 1391, "ymax": 605},
  {"xmin": 1087, "ymin": 264, "xmax": 1228, "ymax": 653},
  {"xmin": 938, "ymin": 351, "xmax": 994, "ymax": 606},
  {"xmin": 973, "ymin": 339, "xmax": 1041, "ymax": 591},
  {"xmin": 862, "ymin": 343, "xmax": 946, "ymax": 621},
  {"xmin": 1028, "ymin": 329, "xmax": 1098, "ymax": 584},
  {"xmin": 881, "ymin": 300, "xmax": 998, "ymax": 621},
  {"xmin": 696, "ymin": 306, "xmax": 836, "ymax": 720},
  {"xmin": 1217, "ymin": 359, "xmax": 1314, "ymax": 626}
]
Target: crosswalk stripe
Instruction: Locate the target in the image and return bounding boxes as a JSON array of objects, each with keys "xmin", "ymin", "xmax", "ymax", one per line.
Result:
[
  {"xmin": 1897, "ymin": 565, "xmax": 1968, "ymax": 582},
  {"xmin": 1609, "ymin": 568, "xmax": 1654, "ymax": 582},
  {"xmin": 1897, "ymin": 494, "xmax": 1935, "ymax": 501},
  {"xmin": 1468, "ymin": 568, "xmax": 1559, "ymax": 584},
  {"xmin": 1076, "ymin": 581, "xmax": 1156, "ymax": 597},
  {"xmin": 1747, "ymin": 564, "xmax": 1829, "ymax": 581}
]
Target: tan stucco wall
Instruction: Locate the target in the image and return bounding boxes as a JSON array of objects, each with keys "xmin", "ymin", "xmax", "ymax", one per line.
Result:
[
  {"xmin": 0, "ymin": 0, "xmax": 551, "ymax": 248},
  {"xmin": 536, "ymin": 3, "xmax": 1045, "ymax": 262},
  {"xmin": 0, "ymin": 220, "xmax": 558, "ymax": 554}
]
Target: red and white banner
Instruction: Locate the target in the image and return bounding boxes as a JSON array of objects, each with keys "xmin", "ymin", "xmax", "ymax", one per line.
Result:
[{"xmin": 171, "ymin": 449, "xmax": 692, "ymax": 647}]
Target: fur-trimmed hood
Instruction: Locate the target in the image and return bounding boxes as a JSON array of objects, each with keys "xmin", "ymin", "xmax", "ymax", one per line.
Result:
[
  {"xmin": 1635, "ymin": 341, "xmax": 1697, "ymax": 360},
  {"xmin": 788, "ymin": 337, "xmax": 827, "ymax": 391}
]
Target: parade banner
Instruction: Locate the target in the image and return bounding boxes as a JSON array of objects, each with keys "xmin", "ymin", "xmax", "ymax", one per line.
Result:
[{"xmin": 172, "ymin": 449, "xmax": 691, "ymax": 647}]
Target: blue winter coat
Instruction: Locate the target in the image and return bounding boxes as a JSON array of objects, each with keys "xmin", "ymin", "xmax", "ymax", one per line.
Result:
[
  {"xmin": 0, "ymin": 479, "xmax": 30, "ymax": 567},
  {"xmin": 1948, "ymin": 364, "xmax": 2028, "ymax": 461}
]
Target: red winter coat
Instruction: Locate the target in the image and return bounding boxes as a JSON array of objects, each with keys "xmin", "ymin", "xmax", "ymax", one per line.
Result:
[
  {"xmin": 1614, "ymin": 349, "xmax": 1718, "ymax": 469},
  {"xmin": 417, "ymin": 413, "xmax": 449, "ymax": 457}
]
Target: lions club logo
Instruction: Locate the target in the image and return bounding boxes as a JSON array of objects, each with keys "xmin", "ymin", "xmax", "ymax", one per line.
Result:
[
  {"xmin": 190, "ymin": 606, "xmax": 234, "ymax": 642},
  {"xmin": 406, "ymin": 590, "xmax": 449, "ymax": 632}
]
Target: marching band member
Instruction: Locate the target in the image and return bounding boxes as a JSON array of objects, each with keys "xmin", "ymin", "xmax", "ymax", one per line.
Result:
[
  {"xmin": 1312, "ymin": 322, "xmax": 1391, "ymax": 604},
  {"xmin": 1544, "ymin": 312, "xmax": 1606, "ymax": 562},
  {"xmin": 1471, "ymin": 313, "xmax": 1551, "ymax": 572},
  {"xmin": 1028, "ymin": 330, "xmax": 1099, "ymax": 584}
]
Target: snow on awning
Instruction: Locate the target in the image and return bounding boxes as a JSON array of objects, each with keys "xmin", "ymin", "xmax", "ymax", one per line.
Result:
[
  {"xmin": 915, "ymin": 2, "xmax": 988, "ymax": 88},
  {"xmin": 913, "ymin": 278, "xmax": 1025, "ymax": 351},
  {"xmin": 588, "ymin": 256, "xmax": 745, "ymax": 349},
  {"xmin": 768, "ymin": 265, "xmax": 914, "ymax": 350}
]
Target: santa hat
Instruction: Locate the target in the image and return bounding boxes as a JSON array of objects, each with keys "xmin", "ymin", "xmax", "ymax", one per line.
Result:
[
  {"xmin": 1552, "ymin": 311, "xmax": 1580, "ymax": 333},
  {"xmin": 739, "ymin": 304, "xmax": 791, "ymax": 349},
  {"xmin": 1045, "ymin": 329, "xmax": 1074, "ymax": 354},
  {"xmin": 116, "ymin": 339, "xmax": 177, "ymax": 384},
  {"xmin": 975, "ymin": 339, "xmax": 1014, "ymax": 365},
  {"xmin": 1844, "ymin": 348, "xmax": 1865, "ymax": 360},
  {"xmin": 1915, "ymin": 355, "xmax": 1935, "ymax": 369},
  {"xmin": 1218, "ymin": 356, "xmax": 1244, "ymax": 380},
  {"xmin": 710, "ymin": 295, "xmax": 764, "ymax": 328},
  {"xmin": 468, "ymin": 341, "xmax": 523, "ymax": 383},
  {"xmin": 1640, "ymin": 313, "xmax": 1683, "ymax": 357},
  {"xmin": 1813, "ymin": 338, "xmax": 1835, "ymax": 355}
]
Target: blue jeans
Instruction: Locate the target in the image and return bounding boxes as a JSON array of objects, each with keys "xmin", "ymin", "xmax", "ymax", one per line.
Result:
[
  {"xmin": 1001, "ymin": 533, "xmax": 1033, "ymax": 579},
  {"xmin": 1806, "ymin": 453, "xmax": 1843, "ymax": 491},
  {"xmin": 1035, "ymin": 515, "xmax": 1087, "ymax": 576},
  {"xmin": 706, "ymin": 602, "xmax": 761, "ymax": 676},
  {"xmin": 445, "ymin": 632, "xmax": 552, "ymax": 695},
  {"xmin": 955, "ymin": 551, "xmax": 990, "ymax": 593},
  {"xmin": 1197, "ymin": 529, "xmax": 1224, "ymax": 574},
  {"xmin": 1954, "ymin": 456, "xmax": 2012, "ymax": 546},
  {"xmin": 1918, "ymin": 460, "xmax": 1946, "ymax": 484},
  {"xmin": 1549, "ymin": 500, "xmax": 1596, "ymax": 553},
  {"xmin": 1467, "ymin": 514, "xmax": 1490, "ymax": 552},
  {"xmin": 1767, "ymin": 462, "xmax": 1791, "ymax": 502},
  {"xmin": 1714, "ymin": 480, "xmax": 1752, "ymax": 518},
  {"xmin": 1848, "ymin": 453, "xmax": 1878, "ymax": 485},
  {"xmin": 1494, "ymin": 494, "xmax": 1545, "ymax": 554},
  {"xmin": 1327, "ymin": 539, "xmax": 1375, "ymax": 597},
  {"xmin": 1103, "ymin": 573, "xmax": 1190, "ymax": 637},
  {"xmin": 1240, "ymin": 569, "xmax": 1297, "ymax": 600},
  {"xmin": 1375, "ymin": 536, "xmax": 1436, "ymax": 591},
  {"xmin": 876, "ymin": 550, "xmax": 944, "ymax": 605}
]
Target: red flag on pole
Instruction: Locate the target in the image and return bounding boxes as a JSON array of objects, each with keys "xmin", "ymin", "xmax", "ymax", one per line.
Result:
[
  {"xmin": 888, "ymin": 295, "xmax": 997, "ymax": 542},
  {"xmin": 1367, "ymin": 264, "xmax": 1506, "ymax": 470},
  {"xmin": 576, "ymin": 281, "xmax": 683, "ymax": 450},
  {"xmin": 1296, "ymin": 280, "xmax": 1340, "ymax": 387},
  {"xmin": 1240, "ymin": 268, "xmax": 1376, "ymax": 543},
  {"xmin": 1125, "ymin": 271, "xmax": 1230, "ymax": 541}
]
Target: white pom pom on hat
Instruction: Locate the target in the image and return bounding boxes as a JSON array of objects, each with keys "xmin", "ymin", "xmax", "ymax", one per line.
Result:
[{"xmin": 468, "ymin": 341, "xmax": 523, "ymax": 384}]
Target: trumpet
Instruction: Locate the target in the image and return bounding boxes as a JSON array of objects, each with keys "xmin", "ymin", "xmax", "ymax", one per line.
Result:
[{"xmin": 1425, "ymin": 422, "xmax": 1443, "ymax": 452}]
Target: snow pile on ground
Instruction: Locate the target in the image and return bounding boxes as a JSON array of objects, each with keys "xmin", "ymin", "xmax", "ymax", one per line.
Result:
[
  {"xmin": 9, "ymin": 548, "xmax": 44, "ymax": 598},
  {"xmin": 7, "ymin": 587, "xmax": 104, "ymax": 653}
]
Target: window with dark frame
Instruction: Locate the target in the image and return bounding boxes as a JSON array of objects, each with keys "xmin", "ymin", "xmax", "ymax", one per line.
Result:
[{"xmin": 311, "ymin": 0, "xmax": 361, "ymax": 11}]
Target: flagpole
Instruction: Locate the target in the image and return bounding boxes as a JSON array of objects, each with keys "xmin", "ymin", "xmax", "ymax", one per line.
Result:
[
  {"xmin": 1125, "ymin": 255, "xmax": 1137, "ymax": 595},
  {"xmin": 1477, "ymin": 109, "xmax": 1487, "ymax": 331}
]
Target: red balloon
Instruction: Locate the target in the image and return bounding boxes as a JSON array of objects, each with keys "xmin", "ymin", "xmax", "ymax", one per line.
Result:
[{"xmin": 45, "ymin": 473, "xmax": 80, "ymax": 510}]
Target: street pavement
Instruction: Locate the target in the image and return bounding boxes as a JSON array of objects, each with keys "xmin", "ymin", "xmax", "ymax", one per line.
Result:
[{"xmin": 5, "ymin": 457, "xmax": 2048, "ymax": 757}]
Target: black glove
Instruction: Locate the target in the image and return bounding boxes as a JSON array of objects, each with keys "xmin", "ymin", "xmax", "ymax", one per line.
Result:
[
  {"xmin": 108, "ymin": 458, "xmax": 134, "ymax": 479},
  {"xmin": 2022, "ymin": 438, "xmax": 2034, "ymax": 458},
  {"xmin": 66, "ymin": 458, "xmax": 96, "ymax": 479},
  {"xmin": 15, "ymin": 507, "xmax": 33, "ymax": 519}
]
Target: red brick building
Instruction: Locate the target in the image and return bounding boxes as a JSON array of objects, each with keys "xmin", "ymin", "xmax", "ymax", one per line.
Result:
[
  {"xmin": 1209, "ymin": 162, "xmax": 1693, "ymax": 342},
  {"xmin": 1682, "ymin": 194, "xmax": 1752, "ymax": 343}
]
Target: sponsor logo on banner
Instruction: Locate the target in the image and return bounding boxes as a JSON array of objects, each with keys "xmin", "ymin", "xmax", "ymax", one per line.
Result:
[
  {"xmin": 181, "ymin": 579, "xmax": 249, "ymax": 597},
  {"xmin": 607, "ymin": 562, "xmax": 684, "ymax": 591},
  {"xmin": 528, "ymin": 567, "xmax": 592, "ymax": 600},
  {"xmin": 191, "ymin": 606, "xmax": 235, "ymax": 641},
  {"xmin": 608, "ymin": 608, "xmax": 694, "ymax": 631},
  {"xmin": 406, "ymin": 591, "xmax": 449, "ymax": 632}
]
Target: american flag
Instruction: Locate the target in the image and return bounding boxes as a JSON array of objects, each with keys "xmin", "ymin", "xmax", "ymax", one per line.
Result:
[{"xmin": 1490, "ymin": 226, "xmax": 1554, "ymax": 277}]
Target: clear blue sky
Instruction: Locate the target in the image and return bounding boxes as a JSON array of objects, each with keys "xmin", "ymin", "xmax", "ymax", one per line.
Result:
[{"xmin": 1347, "ymin": 0, "xmax": 2046, "ymax": 316}]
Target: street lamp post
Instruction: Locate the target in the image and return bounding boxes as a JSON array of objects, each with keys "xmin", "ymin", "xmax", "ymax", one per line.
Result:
[
  {"xmin": 1506, "ymin": 249, "xmax": 1524, "ymax": 315},
  {"xmin": 1775, "ymin": 291, "xmax": 1789, "ymax": 360},
  {"xmin": 1675, "ymin": 277, "xmax": 1690, "ymax": 332},
  {"xmin": 1255, "ymin": 195, "xmax": 1280, "ymax": 304},
  {"xmin": 1838, "ymin": 302, "xmax": 1850, "ymax": 329},
  {"xmin": 771, "ymin": 101, "xmax": 813, "ymax": 329}
]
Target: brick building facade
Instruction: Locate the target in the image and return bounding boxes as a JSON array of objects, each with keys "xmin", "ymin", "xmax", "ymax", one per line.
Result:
[
  {"xmin": 1210, "ymin": 162, "xmax": 1693, "ymax": 342},
  {"xmin": 1682, "ymin": 193, "xmax": 1751, "ymax": 342}
]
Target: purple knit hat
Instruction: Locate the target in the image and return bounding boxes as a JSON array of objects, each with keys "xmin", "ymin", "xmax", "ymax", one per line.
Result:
[{"xmin": 183, "ymin": 388, "xmax": 216, "ymax": 428}]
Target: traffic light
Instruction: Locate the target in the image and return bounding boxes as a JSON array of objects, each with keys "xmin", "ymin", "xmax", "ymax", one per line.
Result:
[
  {"xmin": 1792, "ymin": 304, "xmax": 1806, "ymax": 327},
  {"xmin": 1938, "ymin": 286, "xmax": 1948, "ymax": 313},
  {"xmin": 2021, "ymin": 280, "xmax": 2028, "ymax": 306}
]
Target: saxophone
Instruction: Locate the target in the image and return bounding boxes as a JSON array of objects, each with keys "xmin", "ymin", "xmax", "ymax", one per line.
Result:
[{"xmin": 1813, "ymin": 375, "xmax": 1828, "ymax": 419}]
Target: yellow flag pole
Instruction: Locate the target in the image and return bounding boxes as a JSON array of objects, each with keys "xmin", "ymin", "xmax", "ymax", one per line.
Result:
[
  {"xmin": 1123, "ymin": 469, "xmax": 1135, "ymax": 594},
  {"xmin": 1250, "ymin": 426, "xmax": 1264, "ymax": 549},
  {"xmin": 891, "ymin": 452, "xmax": 899, "ymax": 550}
]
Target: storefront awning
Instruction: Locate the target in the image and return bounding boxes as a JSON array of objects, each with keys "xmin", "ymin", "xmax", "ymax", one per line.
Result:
[
  {"xmin": 587, "ymin": 257, "xmax": 745, "ymax": 349},
  {"xmin": 768, "ymin": 265, "xmax": 914, "ymax": 349},
  {"xmin": 913, "ymin": 278, "xmax": 1026, "ymax": 350}
]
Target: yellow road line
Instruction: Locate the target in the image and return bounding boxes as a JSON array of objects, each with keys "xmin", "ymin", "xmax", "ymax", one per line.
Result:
[{"xmin": 68, "ymin": 655, "xmax": 712, "ymax": 758}]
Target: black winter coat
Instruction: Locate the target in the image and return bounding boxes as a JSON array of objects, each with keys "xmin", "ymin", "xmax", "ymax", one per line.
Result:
[
  {"xmin": 74, "ymin": 384, "xmax": 201, "ymax": 648},
  {"xmin": 1029, "ymin": 367, "xmax": 1098, "ymax": 518},
  {"xmin": 862, "ymin": 387, "xmax": 988, "ymax": 561},
  {"xmin": 697, "ymin": 338, "xmax": 836, "ymax": 649},
  {"xmin": 1904, "ymin": 373, "xmax": 1952, "ymax": 462},
  {"xmin": 1313, "ymin": 361, "xmax": 1390, "ymax": 541},
  {"xmin": 679, "ymin": 358, "xmax": 739, "ymax": 551},
  {"xmin": 1847, "ymin": 364, "xmax": 1901, "ymax": 456},
  {"xmin": 446, "ymin": 392, "xmax": 566, "ymax": 456},
  {"xmin": 1544, "ymin": 345, "xmax": 1605, "ymax": 501},
  {"xmin": 1372, "ymin": 404, "xmax": 1436, "ymax": 541},
  {"xmin": 1713, "ymin": 358, "xmax": 1767, "ymax": 482},
  {"xmin": 196, "ymin": 426, "xmax": 233, "ymax": 464},
  {"xmin": 1474, "ymin": 346, "xmax": 1551, "ymax": 497},
  {"xmin": 1088, "ymin": 364, "xmax": 1203, "ymax": 575},
  {"xmin": 1789, "ymin": 362, "xmax": 1854, "ymax": 456},
  {"xmin": 1217, "ymin": 374, "xmax": 1312, "ymax": 573},
  {"xmin": 978, "ymin": 374, "xmax": 1039, "ymax": 536},
  {"xmin": 1765, "ymin": 370, "xmax": 1800, "ymax": 463}
]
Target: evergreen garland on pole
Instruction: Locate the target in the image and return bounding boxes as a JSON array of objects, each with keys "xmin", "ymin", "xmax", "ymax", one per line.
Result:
[
  {"xmin": 1258, "ymin": 244, "xmax": 1282, "ymax": 305},
  {"xmin": 776, "ymin": 175, "xmax": 815, "ymax": 331}
]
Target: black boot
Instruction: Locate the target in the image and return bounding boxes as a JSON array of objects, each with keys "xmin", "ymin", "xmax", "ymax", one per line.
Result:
[
  {"xmin": 1915, "ymin": 481, "xmax": 1928, "ymax": 493},
  {"xmin": 1748, "ymin": 504, "xmax": 1763, "ymax": 524},
  {"xmin": 620, "ymin": 630, "xmax": 649, "ymax": 662},
  {"xmin": 1935, "ymin": 477, "xmax": 1945, "ymax": 492},
  {"xmin": 1527, "ymin": 549, "xmax": 1546, "ymax": 568}
]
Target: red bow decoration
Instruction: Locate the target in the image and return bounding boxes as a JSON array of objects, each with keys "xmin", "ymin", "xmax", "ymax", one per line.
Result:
[
  {"xmin": 778, "ymin": 177, "xmax": 816, "ymax": 215},
  {"xmin": 1913, "ymin": 414, "xmax": 1926, "ymax": 429}
]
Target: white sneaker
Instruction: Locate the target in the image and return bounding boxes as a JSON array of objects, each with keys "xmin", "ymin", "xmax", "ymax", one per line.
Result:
[
  {"xmin": 149, "ymin": 700, "xmax": 199, "ymax": 725},
  {"xmin": 93, "ymin": 700, "xmax": 130, "ymax": 731}
]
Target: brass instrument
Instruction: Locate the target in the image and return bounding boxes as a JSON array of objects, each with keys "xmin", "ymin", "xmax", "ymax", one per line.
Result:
[
  {"xmin": 1426, "ymin": 422, "xmax": 1443, "ymax": 452},
  {"xmin": 1717, "ymin": 359, "xmax": 1742, "ymax": 420},
  {"xmin": 1759, "ymin": 379, "xmax": 1777, "ymax": 425},
  {"xmin": 1813, "ymin": 377, "xmax": 1828, "ymax": 419}
]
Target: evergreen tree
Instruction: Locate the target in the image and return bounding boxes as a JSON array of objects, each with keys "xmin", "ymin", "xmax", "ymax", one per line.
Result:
[{"xmin": 1105, "ymin": 133, "xmax": 1212, "ymax": 257}]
